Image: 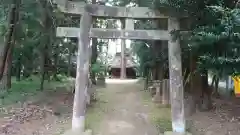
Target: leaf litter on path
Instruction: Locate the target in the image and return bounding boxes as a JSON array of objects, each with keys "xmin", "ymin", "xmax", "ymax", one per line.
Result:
[{"xmin": 0, "ymin": 89, "xmax": 74, "ymax": 135}]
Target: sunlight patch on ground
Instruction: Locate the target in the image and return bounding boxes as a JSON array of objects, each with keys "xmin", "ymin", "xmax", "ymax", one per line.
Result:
[
  {"xmin": 108, "ymin": 120, "xmax": 135, "ymax": 134},
  {"xmin": 105, "ymin": 79, "xmax": 138, "ymax": 84}
]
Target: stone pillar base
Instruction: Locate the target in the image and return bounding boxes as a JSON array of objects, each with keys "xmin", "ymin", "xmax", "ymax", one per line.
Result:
[
  {"xmin": 152, "ymin": 95, "xmax": 162, "ymax": 103},
  {"xmin": 148, "ymin": 87, "xmax": 156, "ymax": 96},
  {"xmin": 62, "ymin": 129, "xmax": 92, "ymax": 135},
  {"xmin": 164, "ymin": 131, "xmax": 192, "ymax": 135}
]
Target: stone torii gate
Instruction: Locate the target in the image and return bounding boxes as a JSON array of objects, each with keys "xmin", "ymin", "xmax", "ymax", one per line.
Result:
[{"xmin": 55, "ymin": 0, "xmax": 186, "ymax": 134}]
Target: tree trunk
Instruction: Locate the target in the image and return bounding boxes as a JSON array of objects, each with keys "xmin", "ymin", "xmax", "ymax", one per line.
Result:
[
  {"xmin": 144, "ymin": 67, "xmax": 149, "ymax": 90},
  {"xmin": 189, "ymin": 52, "xmax": 212, "ymax": 112},
  {"xmin": 7, "ymin": 0, "xmax": 20, "ymax": 88},
  {"xmin": 150, "ymin": 67, "xmax": 156, "ymax": 81},
  {"xmin": 53, "ymin": 44, "xmax": 59, "ymax": 80},
  {"xmin": 155, "ymin": 20, "xmax": 165, "ymax": 81},
  {"xmin": 0, "ymin": 0, "xmax": 18, "ymax": 81},
  {"xmin": 200, "ymin": 70, "xmax": 212, "ymax": 111},
  {"xmin": 90, "ymin": 0, "xmax": 97, "ymax": 83},
  {"xmin": 189, "ymin": 52, "xmax": 202, "ymax": 114},
  {"xmin": 0, "ymin": 45, "xmax": 7, "ymax": 91},
  {"xmin": 153, "ymin": 41, "xmax": 164, "ymax": 103},
  {"xmin": 157, "ymin": 41, "xmax": 164, "ymax": 80},
  {"xmin": 91, "ymin": 37, "xmax": 97, "ymax": 82},
  {"xmin": 40, "ymin": 57, "xmax": 46, "ymax": 90},
  {"xmin": 39, "ymin": 0, "xmax": 52, "ymax": 90},
  {"xmin": 67, "ymin": 43, "xmax": 73, "ymax": 77},
  {"xmin": 211, "ymin": 75, "xmax": 216, "ymax": 87},
  {"xmin": 6, "ymin": 46, "xmax": 13, "ymax": 89},
  {"xmin": 104, "ymin": 40, "xmax": 109, "ymax": 76},
  {"xmin": 0, "ymin": 54, "xmax": 7, "ymax": 91},
  {"xmin": 213, "ymin": 77, "xmax": 220, "ymax": 97},
  {"xmin": 40, "ymin": 35, "xmax": 47, "ymax": 89},
  {"xmin": 15, "ymin": 55, "xmax": 21, "ymax": 81}
]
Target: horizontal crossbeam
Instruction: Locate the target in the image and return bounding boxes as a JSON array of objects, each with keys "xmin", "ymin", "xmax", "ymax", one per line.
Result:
[
  {"xmin": 54, "ymin": 0, "xmax": 170, "ymax": 18},
  {"xmin": 56, "ymin": 27, "xmax": 170, "ymax": 40}
]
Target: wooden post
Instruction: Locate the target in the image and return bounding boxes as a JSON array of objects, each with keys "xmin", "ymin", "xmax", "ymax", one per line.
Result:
[
  {"xmin": 168, "ymin": 17, "xmax": 185, "ymax": 133},
  {"xmin": 162, "ymin": 79, "xmax": 170, "ymax": 105},
  {"xmin": 152, "ymin": 80, "xmax": 162, "ymax": 103},
  {"xmin": 72, "ymin": 11, "xmax": 92, "ymax": 132}
]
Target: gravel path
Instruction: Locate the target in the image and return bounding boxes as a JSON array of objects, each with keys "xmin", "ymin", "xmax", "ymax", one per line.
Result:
[{"xmin": 95, "ymin": 79, "xmax": 158, "ymax": 135}]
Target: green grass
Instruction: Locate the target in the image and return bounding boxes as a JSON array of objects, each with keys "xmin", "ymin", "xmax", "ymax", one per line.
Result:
[
  {"xmin": 0, "ymin": 75, "xmax": 71, "ymax": 106},
  {"xmin": 140, "ymin": 90, "xmax": 172, "ymax": 133},
  {"xmin": 57, "ymin": 86, "xmax": 112, "ymax": 135},
  {"xmin": 85, "ymin": 87, "xmax": 113, "ymax": 134}
]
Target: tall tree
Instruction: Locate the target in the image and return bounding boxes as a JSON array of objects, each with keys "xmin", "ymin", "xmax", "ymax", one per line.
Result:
[
  {"xmin": 0, "ymin": 0, "xmax": 21, "ymax": 90},
  {"xmin": 6, "ymin": 0, "xmax": 21, "ymax": 88},
  {"xmin": 90, "ymin": 0, "xmax": 98, "ymax": 83}
]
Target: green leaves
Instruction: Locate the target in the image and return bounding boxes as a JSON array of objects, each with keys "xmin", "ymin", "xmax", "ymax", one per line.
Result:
[
  {"xmin": 185, "ymin": 5, "xmax": 240, "ymax": 75},
  {"xmin": 91, "ymin": 61, "xmax": 106, "ymax": 77}
]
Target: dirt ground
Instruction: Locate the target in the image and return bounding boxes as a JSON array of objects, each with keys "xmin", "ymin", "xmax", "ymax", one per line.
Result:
[
  {"xmin": 0, "ymin": 79, "xmax": 158, "ymax": 135},
  {"xmin": 190, "ymin": 98, "xmax": 240, "ymax": 135},
  {"xmin": 0, "ymin": 87, "xmax": 74, "ymax": 135},
  {"xmin": 2, "ymin": 79, "xmax": 240, "ymax": 135}
]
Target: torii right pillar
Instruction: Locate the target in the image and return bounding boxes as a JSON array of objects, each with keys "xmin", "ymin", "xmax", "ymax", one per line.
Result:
[{"xmin": 166, "ymin": 17, "xmax": 190, "ymax": 135}]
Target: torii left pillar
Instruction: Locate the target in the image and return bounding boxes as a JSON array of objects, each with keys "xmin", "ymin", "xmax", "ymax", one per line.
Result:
[
  {"xmin": 56, "ymin": 11, "xmax": 92, "ymax": 133},
  {"xmin": 72, "ymin": 11, "xmax": 92, "ymax": 132}
]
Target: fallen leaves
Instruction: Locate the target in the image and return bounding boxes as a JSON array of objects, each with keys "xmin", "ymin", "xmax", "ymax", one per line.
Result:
[{"xmin": 0, "ymin": 102, "xmax": 54, "ymax": 134}]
